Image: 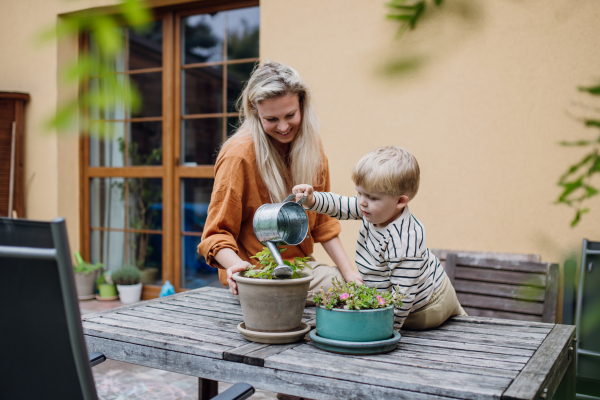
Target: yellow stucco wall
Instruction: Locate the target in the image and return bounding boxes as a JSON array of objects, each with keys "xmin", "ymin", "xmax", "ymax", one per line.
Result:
[
  {"xmin": 261, "ymin": 0, "xmax": 600, "ymax": 268},
  {"xmin": 1, "ymin": 0, "xmax": 599, "ymax": 272}
]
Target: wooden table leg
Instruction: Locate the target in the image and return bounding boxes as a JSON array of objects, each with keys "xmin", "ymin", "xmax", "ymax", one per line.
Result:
[
  {"xmin": 553, "ymin": 341, "xmax": 576, "ymax": 400},
  {"xmin": 199, "ymin": 377, "xmax": 218, "ymax": 400}
]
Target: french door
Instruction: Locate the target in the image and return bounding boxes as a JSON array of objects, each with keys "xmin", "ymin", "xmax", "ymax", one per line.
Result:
[{"xmin": 81, "ymin": 1, "xmax": 259, "ymax": 298}]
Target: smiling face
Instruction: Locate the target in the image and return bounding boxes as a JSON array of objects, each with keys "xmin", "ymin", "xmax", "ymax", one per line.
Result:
[
  {"xmin": 255, "ymin": 94, "xmax": 302, "ymax": 147},
  {"xmin": 355, "ymin": 185, "xmax": 409, "ymax": 227}
]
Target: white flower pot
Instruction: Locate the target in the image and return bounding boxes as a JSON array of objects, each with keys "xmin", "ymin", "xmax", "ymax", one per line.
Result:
[{"xmin": 116, "ymin": 283, "xmax": 143, "ymax": 304}]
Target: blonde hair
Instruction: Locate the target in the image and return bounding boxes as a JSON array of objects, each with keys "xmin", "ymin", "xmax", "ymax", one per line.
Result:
[
  {"xmin": 351, "ymin": 146, "xmax": 420, "ymax": 199},
  {"xmin": 224, "ymin": 61, "xmax": 323, "ymax": 203}
]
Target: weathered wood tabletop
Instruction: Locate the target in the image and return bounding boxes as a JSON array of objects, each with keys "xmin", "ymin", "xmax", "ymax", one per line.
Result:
[{"xmin": 82, "ymin": 287, "xmax": 576, "ymax": 400}]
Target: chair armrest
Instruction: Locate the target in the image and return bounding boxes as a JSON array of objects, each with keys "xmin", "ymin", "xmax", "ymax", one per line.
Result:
[
  {"xmin": 211, "ymin": 383, "xmax": 255, "ymax": 400},
  {"xmin": 89, "ymin": 352, "xmax": 106, "ymax": 368}
]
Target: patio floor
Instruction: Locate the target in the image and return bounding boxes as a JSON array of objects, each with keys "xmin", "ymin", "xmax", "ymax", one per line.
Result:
[{"xmin": 80, "ymin": 298, "xmax": 281, "ymax": 400}]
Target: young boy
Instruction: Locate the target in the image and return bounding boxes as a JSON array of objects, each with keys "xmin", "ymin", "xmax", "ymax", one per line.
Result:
[{"xmin": 292, "ymin": 146, "xmax": 466, "ymax": 330}]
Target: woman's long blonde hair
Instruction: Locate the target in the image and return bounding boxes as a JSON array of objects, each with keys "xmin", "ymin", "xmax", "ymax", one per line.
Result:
[{"xmin": 224, "ymin": 61, "xmax": 323, "ymax": 203}]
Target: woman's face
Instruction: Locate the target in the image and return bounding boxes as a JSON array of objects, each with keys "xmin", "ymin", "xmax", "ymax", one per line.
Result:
[{"xmin": 256, "ymin": 94, "xmax": 302, "ymax": 145}]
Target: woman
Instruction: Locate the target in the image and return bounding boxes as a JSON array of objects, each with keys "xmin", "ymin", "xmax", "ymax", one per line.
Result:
[{"xmin": 198, "ymin": 61, "xmax": 362, "ymax": 295}]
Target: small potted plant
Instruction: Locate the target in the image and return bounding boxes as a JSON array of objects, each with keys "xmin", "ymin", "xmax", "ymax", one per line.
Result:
[
  {"xmin": 232, "ymin": 247, "xmax": 313, "ymax": 335},
  {"xmin": 112, "ymin": 265, "xmax": 143, "ymax": 304},
  {"xmin": 311, "ymin": 276, "xmax": 404, "ymax": 342},
  {"xmin": 73, "ymin": 252, "xmax": 104, "ymax": 300},
  {"xmin": 96, "ymin": 271, "xmax": 118, "ymax": 300}
]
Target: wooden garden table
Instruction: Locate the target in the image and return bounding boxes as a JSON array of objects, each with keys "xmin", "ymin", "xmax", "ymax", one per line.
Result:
[{"xmin": 82, "ymin": 287, "xmax": 576, "ymax": 400}]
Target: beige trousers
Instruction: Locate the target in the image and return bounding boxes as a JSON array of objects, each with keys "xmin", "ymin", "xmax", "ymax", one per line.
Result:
[
  {"xmin": 305, "ymin": 261, "xmax": 343, "ymax": 305},
  {"xmin": 402, "ymin": 274, "xmax": 468, "ymax": 330}
]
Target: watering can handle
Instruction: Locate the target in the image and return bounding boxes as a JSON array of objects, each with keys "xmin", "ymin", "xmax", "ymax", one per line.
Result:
[{"xmin": 284, "ymin": 193, "xmax": 306, "ymax": 207}]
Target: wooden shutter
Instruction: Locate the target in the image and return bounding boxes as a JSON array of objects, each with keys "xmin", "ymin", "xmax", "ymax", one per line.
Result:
[{"xmin": 0, "ymin": 92, "xmax": 28, "ymax": 218}]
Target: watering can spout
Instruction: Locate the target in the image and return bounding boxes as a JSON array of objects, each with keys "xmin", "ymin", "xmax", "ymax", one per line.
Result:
[{"xmin": 253, "ymin": 194, "xmax": 309, "ymax": 279}]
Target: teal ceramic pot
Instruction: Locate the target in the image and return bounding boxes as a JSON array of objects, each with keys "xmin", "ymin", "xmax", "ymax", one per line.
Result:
[{"xmin": 316, "ymin": 305, "xmax": 395, "ymax": 342}]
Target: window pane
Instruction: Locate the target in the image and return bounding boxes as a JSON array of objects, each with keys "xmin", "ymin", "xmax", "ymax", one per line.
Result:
[
  {"xmin": 181, "ymin": 178, "xmax": 218, "ymax": 289},
  {"xmin": 227, "ymin": 117, "xmax": 239, "ymax": 138},
  {"xmin": 89, "ymin": 122, "xmax": 126, "ymax": 167},
  {"xmin": 226, "ymin": 62, "xmax": 255, "ymax": 113},
  {"xmin": 89, "ymin": 76, "xmax": 127, "ymax": 121},
  {"xmin": 181, "ymin": 178, "xmax": 214, "ymax": 232},
  {"xmin": 183, "ymin": 66, "xmax": 223, "ymax": 115},
  {"xmin": 90, "ymin": 178, "xmax": 126, "ymax": 229},
  {"xmin": 182, "ymin": 239, "xmax": 219, "ymax": 289},
  {"xmin": 226, "ymin": 7, "xmax": 259, "ymax": 60},
  {"xmin": 89, "ymin": 29, "xmax": 126, "ymax": 75},
  {"xmin": 128, "ymin": 21, "xmax": 163, "ymax": 70},
  {"xmin": 126, "ymin": 178, "xmax": 163, "ymax": 231},
  {"xmin": 91, "ymin": 230, "xmax": 163, "ymax": 283},
  {"xmin": 182, "ymin": 12, "xmax": 224, "ymax": 65},
  {"xmin": 130, "ymin": 72, "xmax": 162, "ymax": 118},
  {"xmin": 182, "ymin": 118, "xmax": 222, "ymax": 165},
  {"xmin": 129, "ymin": 121, "xmax": 162, "ymax": 166}
]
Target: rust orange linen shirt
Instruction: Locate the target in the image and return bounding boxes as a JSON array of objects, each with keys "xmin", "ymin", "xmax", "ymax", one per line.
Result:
[{"xmin": 198, "ymin": 134, "xmax": 342, "ymax": 286}]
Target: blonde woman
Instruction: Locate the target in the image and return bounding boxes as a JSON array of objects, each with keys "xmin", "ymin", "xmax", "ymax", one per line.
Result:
[{"xmin": 198, "ymin": 61, "xmax": 362, "ymax": 296}]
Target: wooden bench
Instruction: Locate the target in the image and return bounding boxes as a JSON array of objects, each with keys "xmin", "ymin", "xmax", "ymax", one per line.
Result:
[
  {"xmin": 430, "ymin": 248, "xmax": 541, "ymax": 269},
  {"xmin": 445, "ymin": 255, "xmax": 559, "ymax": 323}
]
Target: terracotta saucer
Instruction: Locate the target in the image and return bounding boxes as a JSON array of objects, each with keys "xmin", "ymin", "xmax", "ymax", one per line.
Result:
[{"xmin": 237, "ymin": 322, "xmax": 310, "ymax": 344}]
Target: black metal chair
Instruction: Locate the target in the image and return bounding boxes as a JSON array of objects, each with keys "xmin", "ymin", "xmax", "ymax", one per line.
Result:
[
  {"xmin": 574, "ymin": 239, "xmax": 600, "ymax": 400},
  {"xmin": 0, "ymin": 217, "xmax": 254, "ymax": 400}
]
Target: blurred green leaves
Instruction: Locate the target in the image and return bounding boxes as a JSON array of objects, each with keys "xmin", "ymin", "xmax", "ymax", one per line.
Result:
[
  {"xmin": 41, "ymin": 0, "xmax": 151, "ymax": 135},
  {"xmin": 557, "ymin": 84, "xmax": 600, "ymax": 227},
  {"xmin": 386, "ymin": 0, "xmax": 444, "ymax": 33}
]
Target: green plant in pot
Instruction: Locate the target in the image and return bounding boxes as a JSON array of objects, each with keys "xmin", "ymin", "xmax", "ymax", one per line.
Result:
[
  {"xmin": 96, "ymin": 271, "xmax": 118, "ymax": 300},
  {"xmin": 112, "ymin": 265, "xmax": 143, "ymax": 304},
  {"xmin": 73, "ymin": 252, "xmax": 104, "ymax": 300},
  {"xmin": 311, "ymin": 276, "xmax": 404, "ymax": 343},
  {"xmin": 232, "ymin": 247, "xmax": 314, "ymax": 343}
]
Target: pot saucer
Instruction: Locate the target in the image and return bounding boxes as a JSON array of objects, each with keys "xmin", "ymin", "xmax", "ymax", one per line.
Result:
[
  {"xmin": 237, "ymin": 322, "xmax": 310, "ymax": 344},
  {"xmin": 309, "ymin": 330, "xmax": 401, "ymax": 355},
  {"xmin": 95, "ymin": 294, "xmax": 119, "ymax": 301}
]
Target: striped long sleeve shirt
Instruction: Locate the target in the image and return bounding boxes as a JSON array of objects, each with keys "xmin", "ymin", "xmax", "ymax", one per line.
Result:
[{"xmin": 307, "ymin": 191, "xmax": 446, "ymax": 328}]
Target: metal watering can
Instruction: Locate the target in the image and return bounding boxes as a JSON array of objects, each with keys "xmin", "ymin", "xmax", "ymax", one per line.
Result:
[{"xmin": 253, "ymin": 194, "xmax": 309, "ymax": 278}]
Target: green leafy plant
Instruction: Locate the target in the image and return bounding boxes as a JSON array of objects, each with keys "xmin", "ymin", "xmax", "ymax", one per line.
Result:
[
  {"xmin": 73, "ymin": 251, "xmax": 104, "ymax": 275},
  {"xmin": 38, "ymin": 0, "xmax": 151, "ymax": 133},
  {"xmin": 386, "ymin": 0, "xmax": 443, "ymax": 32},
  {"xmin": 242, "ymin": 247, "xmax": 312, "ymax": 279},
  {"xmin": 312, "ymin": 276, "xmax": 404, "ymax": 310},
  {"xmin": 96, "ymin": 271, "xmax": 114, "ymax": 286},
  {"xmin": 112, "ymin": 265, "xmax": 142, "ymax": 285},
  {"xmin": 556, "ymin": 83, "xmax": 600, "ymax": 226}
]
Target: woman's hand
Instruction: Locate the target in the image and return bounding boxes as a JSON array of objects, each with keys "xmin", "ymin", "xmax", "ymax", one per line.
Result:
[
  {"xmin": 343, "ymin": 269, "xmax": 364, "ymax": 285},
  {"xmin": 292, "ymin": 184, "xmax": 315, "ymax": 208},
  {"xmin": 226, "ymin": 261, "xmax": 253, "ymax": 295}
]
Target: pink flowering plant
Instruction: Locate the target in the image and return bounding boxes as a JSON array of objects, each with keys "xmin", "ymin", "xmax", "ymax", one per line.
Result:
[{"xmin": 311, "ymin": 276, "xmax": 403, "ymax": 310}]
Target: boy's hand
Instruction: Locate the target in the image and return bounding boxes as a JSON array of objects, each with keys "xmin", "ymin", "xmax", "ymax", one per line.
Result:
[
  {"xmin": 292, "ymin": 184, "xmax": 315, "ymax": 208},
  {"xmin": 343, "ymin": 270, "xmax": 364, "ymax": 285}
]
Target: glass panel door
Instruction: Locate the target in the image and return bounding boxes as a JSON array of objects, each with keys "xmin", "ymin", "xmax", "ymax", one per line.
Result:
[{"xmin": 177, "ymin": 6, "xmax": 259, "ymax": 289}]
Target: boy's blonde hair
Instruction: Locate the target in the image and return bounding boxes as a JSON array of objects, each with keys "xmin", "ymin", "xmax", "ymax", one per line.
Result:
[{"xmin": 351, "ymin": 146, "xmax": 420, "ymax": 199}]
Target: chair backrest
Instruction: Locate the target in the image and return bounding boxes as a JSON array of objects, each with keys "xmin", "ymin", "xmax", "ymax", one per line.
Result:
[
  {"xmin": 430, "ymin": 248, "xmax": 540, "ymax": 269},
  {"xmin": 575, "ymin": 239, "xmax": 600, "ymax": 381},
  {"xmin": 0, "ymin": 217, "xmax": 98, "ymax": 400},
  {"xmin": 445, "ymin": 254, "xmax": 558, "ymax": 323}
]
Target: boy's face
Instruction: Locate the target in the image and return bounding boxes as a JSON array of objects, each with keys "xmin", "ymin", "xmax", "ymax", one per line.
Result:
[{"xmin": 355, "ymin": 185, "xmax": 409, "ymax": 228}]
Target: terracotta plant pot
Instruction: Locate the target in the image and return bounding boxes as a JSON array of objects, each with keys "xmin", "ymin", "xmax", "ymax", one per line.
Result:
[
  {"xmin": 117, "ymin": 283, "xmax": 143, "ymax": 304},
  {"xmin": 233, "ymin": 271, "xmax": 314, "ymax": 332},
  {"xmin": 74, "ymin": 271, "xmax": 97, "ymax": 300}
]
